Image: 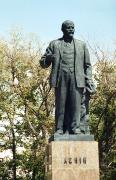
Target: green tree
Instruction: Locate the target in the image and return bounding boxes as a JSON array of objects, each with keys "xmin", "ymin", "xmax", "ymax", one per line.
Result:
[
  {"xmin": 89, "ymin": 46, "xmax": 116, "ymax": 180},
  {"xmin": 0, "ymin": 31, "xmax": 54, "ymax": 179}
]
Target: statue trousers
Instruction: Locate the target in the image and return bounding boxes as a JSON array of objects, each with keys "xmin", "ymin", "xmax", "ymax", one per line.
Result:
[{"xmin": 55, "ymin": 67, "xmax": 83, "ymax": 133}]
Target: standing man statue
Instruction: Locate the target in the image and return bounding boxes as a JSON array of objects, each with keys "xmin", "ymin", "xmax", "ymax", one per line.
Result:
[{"xmin": 40, "ymin": 20, "xmax": 95, "ymax": 135}]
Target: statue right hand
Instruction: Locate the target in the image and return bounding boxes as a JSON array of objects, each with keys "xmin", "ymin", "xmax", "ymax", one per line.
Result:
[
  {"xmin": 46, "ymin": 48, "xmax": 56, "ymax": 63},
  {"xmin": 46, "ymin": 54, "xmax": 56, "ymax": 63}
]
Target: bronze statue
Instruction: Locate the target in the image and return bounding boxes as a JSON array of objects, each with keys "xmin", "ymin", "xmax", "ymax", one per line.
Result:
[{"xmin": 40, "ymin": 20, "xmax": 95, "ymax": 135}]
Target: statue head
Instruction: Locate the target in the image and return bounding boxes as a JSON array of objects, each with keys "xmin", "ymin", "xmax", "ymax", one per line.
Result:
[{"xmin": 61, "ymin": 20, "xmax": 75, "ymax": 39}]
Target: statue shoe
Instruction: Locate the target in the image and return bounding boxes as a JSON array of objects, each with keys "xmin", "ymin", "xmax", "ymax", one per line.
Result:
[
  {"xmin": 74, "ymin": 128, "xmax": 81, "ymax": 134},
  {"xmin": 55, "ymin": 129, "xmax": 63, "ymax": 135}
]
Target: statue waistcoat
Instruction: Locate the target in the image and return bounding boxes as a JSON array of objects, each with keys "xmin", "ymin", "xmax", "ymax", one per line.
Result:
[{"xmin": 61, "ymin": 40, "xmax": 75, "ymax": 71}]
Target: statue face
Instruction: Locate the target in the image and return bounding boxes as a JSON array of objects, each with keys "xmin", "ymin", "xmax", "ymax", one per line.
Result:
[{"xmin": 62, "ymin": 23, "xmax": 75, "ymax": 38}]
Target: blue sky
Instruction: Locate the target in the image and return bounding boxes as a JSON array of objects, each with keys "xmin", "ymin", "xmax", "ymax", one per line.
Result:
[{"xmin": 0, "ymin": 0, "xmax": 116, "ymax": 49}]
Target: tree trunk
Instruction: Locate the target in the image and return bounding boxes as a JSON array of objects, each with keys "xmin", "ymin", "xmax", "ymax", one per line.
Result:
[
  {"xmin": 12, "ymin": 129, "xmax": 16, "ymax": 180},
  {"xmin": 32, "ymin": 168, "xmax": 36, "ymax": 180}
]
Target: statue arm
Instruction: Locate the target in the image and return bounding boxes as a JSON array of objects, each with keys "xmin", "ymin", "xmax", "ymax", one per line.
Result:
[
  {"xmin": 40, "ymin": 42, "xmax": 54, "ymax": 68},
  {"xmin": 84, "ymin": 43, "xmax": 92, "ymax": 80},
  {"xmin": 84, "ymin": 44, "xmax": 96, "ymax": 94}
]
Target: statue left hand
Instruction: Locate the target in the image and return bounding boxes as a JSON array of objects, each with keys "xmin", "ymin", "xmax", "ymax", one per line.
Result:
[{"xmin": 86, "ymin": 80, "xmax": 96, "ymax": 94}]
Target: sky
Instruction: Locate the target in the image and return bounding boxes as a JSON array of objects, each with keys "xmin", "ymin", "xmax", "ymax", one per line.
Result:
[{"xmin": 0, "ymin": 0, "xmax": 116, "ymax": 50}]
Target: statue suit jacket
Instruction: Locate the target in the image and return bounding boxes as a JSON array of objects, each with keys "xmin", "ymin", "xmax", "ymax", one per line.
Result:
[{"xmin": 40, "ymin": 37, "xmax": 92, "ymax": 88}]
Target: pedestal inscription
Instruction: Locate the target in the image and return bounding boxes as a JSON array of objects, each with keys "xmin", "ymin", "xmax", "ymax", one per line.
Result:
[{"xmin": 45, "ymin": 141, "xmax": 99, "ymax": 180}]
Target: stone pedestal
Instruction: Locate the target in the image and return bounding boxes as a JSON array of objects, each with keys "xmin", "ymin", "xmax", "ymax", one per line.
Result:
[{"xmin": 45, "ymin": 141, "xmax": 99, "ymax": 180}]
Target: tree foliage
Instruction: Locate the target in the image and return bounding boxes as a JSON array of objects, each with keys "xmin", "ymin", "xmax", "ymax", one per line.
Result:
[
  {"xmin": 89, "ymin": 46, "xmax": 116, "ymax": 180},
  {"xmin": 0, "ymin": 31, "xmax": 54, "ymax": 179},
  {"xmin": 0, "ymin": 32, "xmax": 115, "ymax": 180}
]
